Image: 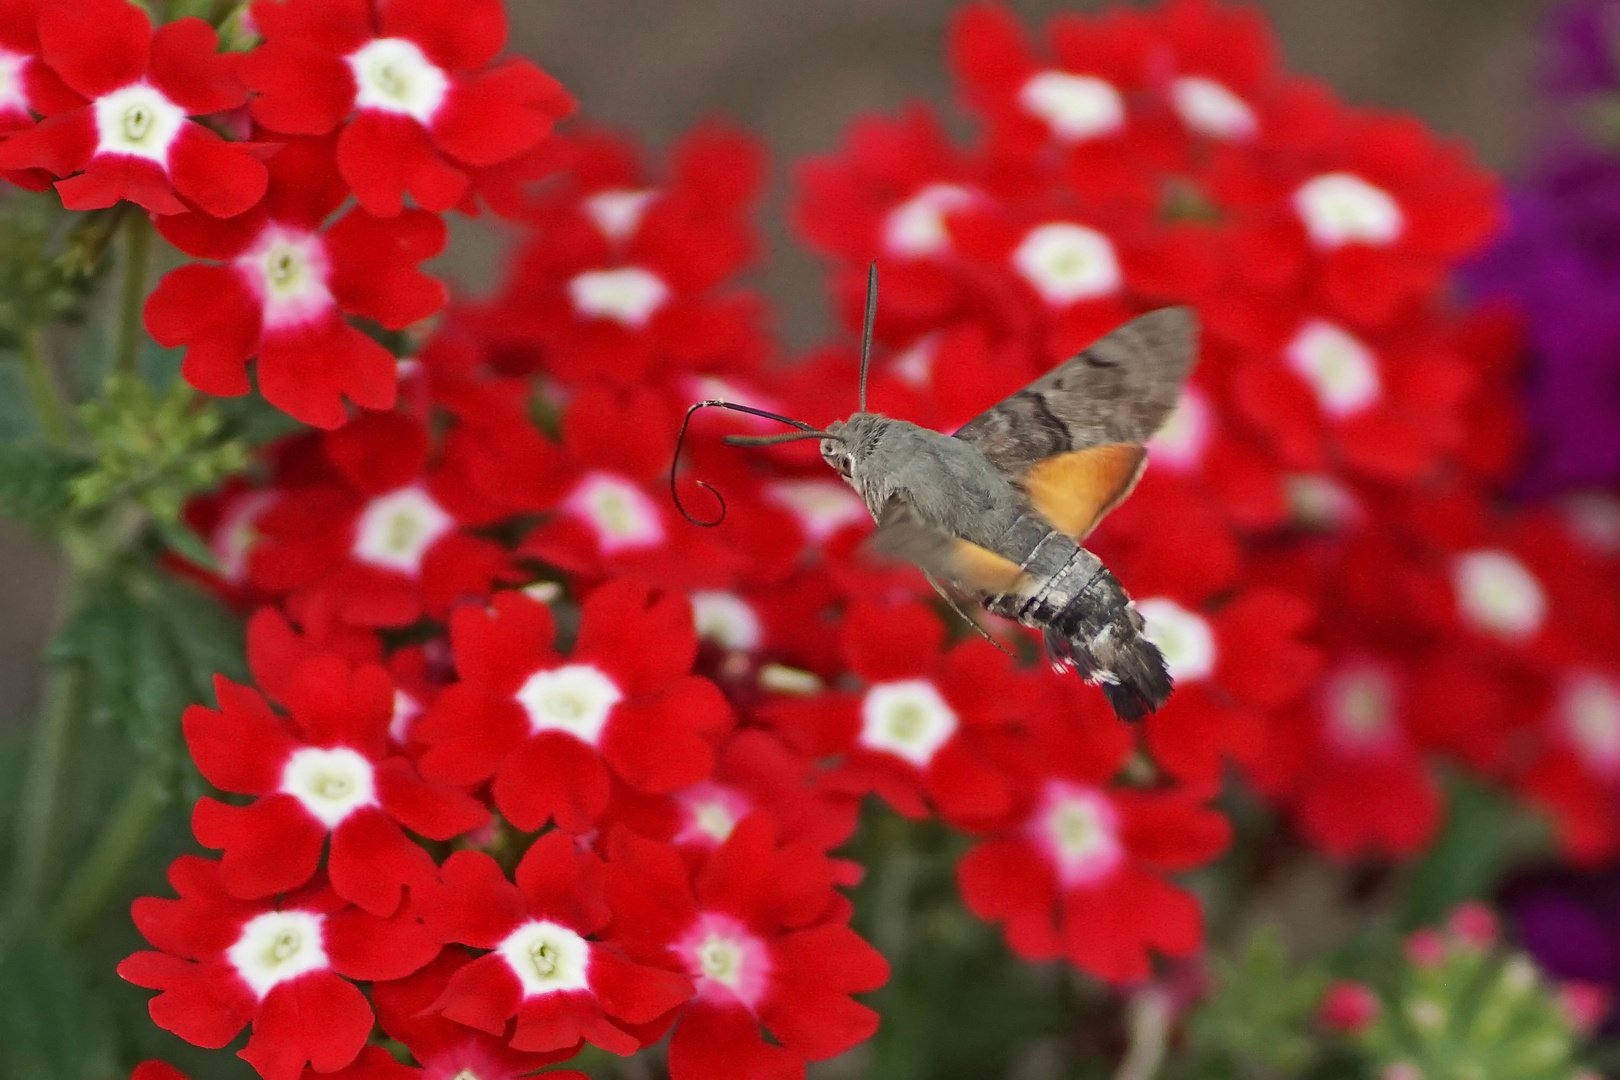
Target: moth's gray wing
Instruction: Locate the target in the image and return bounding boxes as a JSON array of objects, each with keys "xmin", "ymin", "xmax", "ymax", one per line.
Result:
[
  {"xmin": 951, "ymin": 307, "xmax": 1198, "ymax": 479},
  {"xmin": 869, "ymin": 499, "xmax": 1028, "ymax": 596}
]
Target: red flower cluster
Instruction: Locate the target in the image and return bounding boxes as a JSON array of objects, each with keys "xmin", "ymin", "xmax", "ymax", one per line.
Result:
[{"xmin": 41, "ymin": 1, "xmax": 1618, "ymax": 1079}]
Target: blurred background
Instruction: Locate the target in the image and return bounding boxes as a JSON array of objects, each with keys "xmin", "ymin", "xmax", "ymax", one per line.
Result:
[{"xmin": 0, "ymin": 0, "xmax": 1556, "ymax": 724}]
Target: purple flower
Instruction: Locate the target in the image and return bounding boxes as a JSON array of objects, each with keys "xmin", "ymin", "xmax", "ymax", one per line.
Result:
[
  {"xmin": 1466, "ymin": 148, "xmax": 1620, "ymax": 494},
  {"xmin": 1501, "ymin": 864, "xmax": 1620, "ymax": 1033},
  {"xmin": 1543, "ymin": 0, "xmax": 1620, "ymax": 99}
]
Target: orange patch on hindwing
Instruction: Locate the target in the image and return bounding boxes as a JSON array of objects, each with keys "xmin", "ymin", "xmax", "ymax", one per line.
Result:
[{"xmin": 1022, "ymin": 444, "xmax": 1147, "ymax": 541}]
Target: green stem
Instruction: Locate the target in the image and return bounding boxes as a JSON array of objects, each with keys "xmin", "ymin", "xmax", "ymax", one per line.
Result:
[
  {"xmin": 17, "ymin": 327, "xmax": 69, "ymax": 445},
  {"xmin": 1113, "ymin": 986, "xmax": 1172, "ymax": 1080},
  {"xmin": 114, "ymin": 211, "xmax": 152, "ymax": 377},
  {"xmin": 8, "ymin": 649, "xmax": 82, "ymax": 923},
  {"xmin": 53, "ymin": 771, "xmax": 170, "ymax": 944}
]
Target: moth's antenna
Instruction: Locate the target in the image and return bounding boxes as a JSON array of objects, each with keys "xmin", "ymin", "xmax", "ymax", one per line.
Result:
[
  {"xmin": 670, "ymin": 399, "xmax": 842, "ymax": 527},
  {"xmin": 858, "ymin": 260, "xmax": 877, "ymax": 414}
]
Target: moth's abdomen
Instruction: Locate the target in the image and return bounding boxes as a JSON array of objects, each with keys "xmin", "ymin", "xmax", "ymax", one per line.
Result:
[{"xmin": 983, "ymin": 515, "xmax": 1172, "ymax": 722}]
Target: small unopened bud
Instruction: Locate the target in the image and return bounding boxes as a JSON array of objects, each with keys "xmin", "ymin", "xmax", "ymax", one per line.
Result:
[
  {"xmin": 1446, "ymin": 901, "xmax": 1498, "ymax": 951},
  {"xmin": 1558, "ymin": 980, "xmax": 1611, "ymax": 1035},
  {"xmin": 1405, "ymin": 928, "xmax": 1447, "ymax": 969},
  {"xmin": 1319, "ymin": 979, "xmax": 1381, "ymax": 1034}
]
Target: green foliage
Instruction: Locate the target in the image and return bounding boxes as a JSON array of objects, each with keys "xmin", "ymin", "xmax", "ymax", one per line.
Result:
[
  {"xmin": 0, "ymin": 442, "xmax": 91, "ymax": 532},
  {"xmin": 1357, "ymin": 941, "xmax": 1590, "ymax": 1080},
  {"xmin": 0, "ymin": 931, "xmax": 120, "ymax": 1080},
  {"xmin": 1401, "ymin": 774, "xmax": 1553, "ymax": 930},
  {"xmin": 0, "ymin": 196, "xmax": 117, "ymax": 342},
  {"xmin": 72, "ymin": 375, "xmax": 249, "ymax": 530},
  {"xmin": 1178, "ymin": 926, "xmax": 1334, "ymax": 1080}
]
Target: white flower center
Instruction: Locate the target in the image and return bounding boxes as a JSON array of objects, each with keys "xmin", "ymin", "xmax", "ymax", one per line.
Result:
[
  {"xmin": 0, "ymin": 50, "xmax": 29, "ymax": 116},
  {"xmin": 1013, "ymin": 223, "xmax": 1122, "ymax": 306},
  {"xmin": 764, "ymin": 479, "xmax": 869, "ymax": 542},
  {"xmin": 1286, "ymin": 473, "xmax": 1361, "ymax": 530},
  {"xmin": 211, "ymin": 491, "xmax": 275, "ymax": 584},
  {"xmin": 92, "ymin": 82, "xmax": 185, "ymax": 164},
  {"xmin": 1563, "ymin": 492, "xmax": 1620, "ymax": 555},
  {"xmin": 1285, "ymin": 320, "xmax": 1382, "ymax": 418},
  {"xmin": 227, "ymin": 909, "xmax": 329, "ymax": 999},
  {"xmin": 515, "ymin": 664, "xmax": 623, "ymax": 746},
  {"xmin": 1147, "ymin": 388, "xmax": 1212, "ymax": 472},
  {"xmin": 497, "ymin": 919, "xmax": 592, "ymax": 997},
  {"xmin": 1293, "ymin": 172, "xmax": 1404, "ymax": 248},
  {"xmin": 859, "ymin": 679, "xmax": 958, "ymax": 767},
  {"xmin": 1019, "ymin": 70, "xmax": 1125, "ymax": 141},
  {"xmin": 1453, "ymin": 549, "xmax": 1546, "ymax": 643},
  {"xmin": 347, "ymin": 37, "xmax": 449, "ymax": 123},
  {"xmin": 1032, "ymin": 781, "xmax": 1122, "ymax": 885},
  {"xmin": 584, "ymin": 188, "xmax": 658, "ymax": 244},
  {"xmin": 1322, "ymin": 664, "xmax": 1399, "ymax": 753},
  {"xmin": 237, "ymin": 225, "xmax": 333, "ymax": 330},
  {"xmin": 352, "ymin": 486, "xmax": 454, "ymax": 576},
  {"xmin": 1136, "ymin": 599, "xmax": 1216, "ymax": 683},
  {"xmin": 883, "ymin": 183, "xmax": 976, "ymax": 258},
  {"xmin": 690, "ymin": 591, "xmax": 762, "ymax": 652},
  {"xmin": 758, "ymin": 664, "xmax": 824, "ymax": 696},
  {"xmin": 676, "ymin": 913, "xmax": 771, "ymax": 1006},
  {"xmin": 564, "ymin": 472, "xmax": 665, "ymax": 554},
  {"xmin": 389, "ymin": 689, "xmax": 421, "ymax": 743},
  {"xmin": 567, "ymin": 267, "xmax": 670, "ymax": 328},
  {"xmin": 1558, "ymin": 673, "xmax": 1620, "ymax": 774},
  {"xmin": 279, "ymin": 746, "xmax": 377, "ymax": 828},
  {"xmin": 1170, "ymin": 76, "xmax": 1257, "ymax": 139},
  {"xmin": 676, "ymin": 783, "xmax": 751, "ymax": 845}
]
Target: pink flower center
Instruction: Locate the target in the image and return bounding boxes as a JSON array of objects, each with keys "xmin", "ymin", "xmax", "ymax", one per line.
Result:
[
  {"xmin": 690, "ymin": 591, "xmax": 763, "ymax": 652},
  {"xmin": 1013, "ymin": 223, "xmax": 1122, "ymax": 306},
  {"xmin": 676, "ymin": 912, "xmax": 772, "ymax": 1008},
  {"xmin": 584, "ymin": 188, "xmax": 658, "ymax": 243},
  {"xmin": 389, "ymin": 689, "xmax": 422, "ymax": 743},
  {"xmin": 227, "ymin": 909, "xmax": 329, "ymax": 998},
  {"xmin": 351, "ymin": 486, "xmax": 454, "ymax": 576},
  {"xmin": 210, "ymin": 491, "xmax": 275, "ymax": 583},
  {"xmin": 883, "ymin": 184, "xmax": 976, "ymax": 258},
  {"xmin": 1452, "ymin": 549, "xmax": 1546, "ymax": 644},
  {"xmin": 496, "ymin": 919, "xmax": 592, "ymax": 997},
  {"xmin": 1136, "ymin": 599, "xmax": 1216, "ymax": 683},
  {"xmin": 1030, "ymin": 781, "xmax": 1123, "ymax": 886},
  {"xmin": 1285, "ymin": 320, "xmax": 1382, "ymax": 418},
  {"xmin": 675, "ymin": 782, "xmax": 752, "ymax": 846},
  {"xmin": 1147, "ymin": 388, "xmax": 1213, "ymax": 472},
  {"xmin": 92, "ymin": 82, "xmax": 185, "ymax": 165},
  {"xmin": 1170, "ymin": 76, "xmax": 1257, "ymax": 140},
  {"xmin": 1321, "ymin": 663, "xmax": 1401, "ymax": 754},
  {"xmin": 859, "ymin": 679, "xmax": 958, "ymax": 767},
  {"xmin": 236, "ymin": 224, "xmax": 334, "ymax": 330},
  {"xmin": 0, "ymin": 50, "xmax": 29, "ymax": 118},
  {"xmin": 1557, "ymin": 672, "xmax": 1620, "ymax": 776},
  {"xmin": 568, "ymin": 267, "xmax": 670, "ymax": 328},
  {"xmin": 764, "ymin": 479, "xmax": 868, "ymax": 542},
  {"xmin": 564, "ymin": 472, "xmax": 666, "ymax": 554}
]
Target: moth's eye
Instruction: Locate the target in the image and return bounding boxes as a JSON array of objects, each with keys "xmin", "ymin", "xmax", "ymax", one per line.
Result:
[{"xmin": 843, "ymin": 455, "xmax": 855, "ymax": 475}]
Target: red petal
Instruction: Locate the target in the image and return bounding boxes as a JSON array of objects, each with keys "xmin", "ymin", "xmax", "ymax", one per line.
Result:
[
  {"xmin": 257, "ymin": 315, "xmax": 397, "ymax": 429},
  {"xmin": 587, "ymin": 945, "xmax": 693, "ymax": 1024},
  {"xmin": 60, "ymin": 155, "xmax": 185, "ymax": 214},
  {"xmin": 375, "ymin": 756, "xmax": 489, "ymax": 840},
  {"xmin": 326, "ymin": 207, "xmax": 448, "ymax": 327},
  {"xmin": 513, "ymin": 830, "xmax": 610, "ymax": 932},
  {"xmin": 169, "ymin": 123, "xmax": 268, "ymax": 219},
  {"xmin": 193, "ymin": 795, "xmax": 325, "ymax": 898},
  {"xmin": 38, "ymin": 0, "xmax": 151, "ymax": 99},
  {"xmin": 0, "ymin": 108, "xmax": 94, "ymax": 175},
  {"xmin": 428, "ymin": 849, "xmax": 527, "ymax": 948},
  {"xmin": 602, "ymin": 679, "xmax": 729, "ymax": 793},
  {"xmin": 493, "ymin": 732, "xmax": 611, "ymax": 832},
  {"xmin": 148, "ymin": 18, "xmax": 245, "ymax": 114},
  {"xmin": 329, "ymin": 807, "xmax": 437, "ymax": 916},
  {"xmin": 431, "ymin": 61, "xmax": 554, "ymax": 167},
  {"xmin": 240, "ymin": 974, "xmax": 372, "ymax": 1080},
  {"xmin": 155, "ymin": 206, "xmax": 265, "ymax": 260},
  {"xmin": 380, "ymin": 0, "xmax": 507, "ymax": 70},
  {"xmin": 324, "ymin": 905, "xmax": 442, "ymax": 981},
  {"xmin": 338, "ymin": 110, "xmax": 468, "ymax": 216},
  {"xmin": 957, "ymin": 838, "xmax": 1054, "ymax": 922},
  {"xmin": 181, "ymin": 682, "xmax": 297, "ymax": 793},
  {"xmin": 841, "ymin": 602, "xmax": 942, "ymax": 682},
  {"xmin": 435, "ymin": 953, "xmax": 523, "ymax": 1034},
  {"xmin": 145, "ymin": 264, "xmax": 260, "ymax": 397},
  {"xmin": 668, "ymin": 1000, "xmax": 802, "ymax": 1080},
  {"xmin": 447, "ymin": 591, "xmax": 557, "ymax": 690},
  {"xmin": 574, "ymin": 580, "xmax": 698, "ymax": 695},
  {"xmin": 243, "ymin": 40, "xmax": 356, "ymax": 135}
]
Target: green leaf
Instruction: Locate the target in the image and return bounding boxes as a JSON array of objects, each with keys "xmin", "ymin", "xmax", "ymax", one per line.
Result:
[
  {"xmin": 0, "ymin": 442, "xmax": 90, "ymax": 532},
  {"xmin": 0, "ymin": 928, "xmax": 118, "ymax": 1079},
  {"xmin": 1400, "ymin": 772, "xmax": 1552, "ymax": 929}
]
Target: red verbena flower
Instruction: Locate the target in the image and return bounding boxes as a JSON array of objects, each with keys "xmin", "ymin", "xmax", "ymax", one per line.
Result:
[
  {"xmin": 242, "ymin": 0, "xmax": 572, "ymax": 215},
  {"xmin": 414, "ymin": 583, "xmax": 732, "ymax": 832},
  {"xmin": 421, "ymin": 833, "xmax": 694, "ymax": 1055},
  {"xmin": 0, "ymin": 0, "xmax": 266, "ymax": 216},
  {"xmin": 120, "ymin": 857, "xmax": 438, "ymax": 1080},
  {"xmin": 956, "ymin": 690, "xmax": 1231, "ymax": 984},
  {"xmin": 186, "ymin": 658, "xmax": 488, "ymax": 915},
  {"xmin": 145, "ymin": 136, "xmax": 446, "ymax": 429},
  {"xmin": 604, "ymin": 818, "xmax": 889, "ymax": 1080}
]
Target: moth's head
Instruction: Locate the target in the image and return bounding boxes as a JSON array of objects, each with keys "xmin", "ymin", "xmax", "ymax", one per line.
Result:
[
  {"xmin": 820, "ymin": 413, "xmax": 886, "ymax": 483},
  {"xmin": 820, "ymin": 419, "xmax": 852, "ymax": 479}
]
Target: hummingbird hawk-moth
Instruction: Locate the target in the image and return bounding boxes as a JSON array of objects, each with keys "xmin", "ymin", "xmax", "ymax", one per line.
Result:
[{"xmin": 671, "ymin": 264, "xmax": 1197, "ymax": 721}]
